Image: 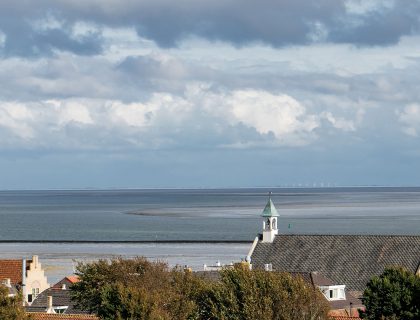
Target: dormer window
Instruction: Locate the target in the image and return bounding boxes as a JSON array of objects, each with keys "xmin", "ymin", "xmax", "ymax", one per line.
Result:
[
  {"xmin": 319, "ymin": 285, "xmax": 346, "ymax": 301},
  {"xmin": 53, "ymin": 306, "xmax": 68, "ymax": 314},
  {"xmin": 264, "ymin": 263, "xmax": 273, "ymax": 271}
]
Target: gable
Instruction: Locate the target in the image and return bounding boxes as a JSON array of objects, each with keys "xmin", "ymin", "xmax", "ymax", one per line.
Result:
[
  {"xmin": 250, "ymin": 235, "xmax": 420, "ymax": 292},
  {"xmin": 52, "ymin": 276, "xmax": 79, "ymax": 290}
]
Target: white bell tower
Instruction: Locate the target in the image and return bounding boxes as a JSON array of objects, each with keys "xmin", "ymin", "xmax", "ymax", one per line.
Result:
[{"xmin": 261, "ymin": 192, "xmax": 279, "ymax": 243}]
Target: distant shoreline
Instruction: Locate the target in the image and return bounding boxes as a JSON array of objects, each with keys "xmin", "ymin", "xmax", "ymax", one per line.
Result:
[
  {"xmin": 1, "ymin": 186, "xmax": 420, "ymax": 192},
  {"xmin": 0, "ymin": 240, "xmax": 253, "ymax": 244}
]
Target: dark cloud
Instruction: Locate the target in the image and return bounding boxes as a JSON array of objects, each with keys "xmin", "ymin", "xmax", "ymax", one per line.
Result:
[
  {"xmin": 330, "ymin": 2, "xmax": 420, "ymax": 46},
  {"xmin": 127, "ymin": 0, "xmax": 343, "ymax": 47},
  {"xmin": 1, "ymin": 0, "xmax": 420, "ymax": 57}
]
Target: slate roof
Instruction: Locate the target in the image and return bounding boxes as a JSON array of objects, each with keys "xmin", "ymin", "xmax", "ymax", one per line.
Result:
[
  {"xmin": 26, "ymin": 288, "xmax": 88, "ymax": 315},
  {"xmin": 250, "ymin": 234, "xmax": 420, "ymax": 292}
]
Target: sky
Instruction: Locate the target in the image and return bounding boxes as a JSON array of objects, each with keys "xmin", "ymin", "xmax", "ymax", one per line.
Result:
[{"xmin": 1, "ymin": 0, "xmax": 420, "ymax": 189}]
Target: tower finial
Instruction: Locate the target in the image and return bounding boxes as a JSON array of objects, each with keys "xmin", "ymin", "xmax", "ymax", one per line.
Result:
[{"xmin": 261, "ymin": 191, "xmax": 279, "ymax": 243}]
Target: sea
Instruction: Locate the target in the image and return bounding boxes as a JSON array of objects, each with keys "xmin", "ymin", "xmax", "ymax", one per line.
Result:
[{"xmin": 1, "ymin": 187, "xmax": 420, "ymax": 282}]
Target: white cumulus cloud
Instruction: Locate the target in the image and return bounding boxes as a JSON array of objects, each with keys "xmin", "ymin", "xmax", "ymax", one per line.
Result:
[
  {"xmin": 0, "ymin": 87, "xmax": 361, "ymax": 149},
  {"xmin": 228, "ymin": 90, "xmax": 319, "ymax": 145}
]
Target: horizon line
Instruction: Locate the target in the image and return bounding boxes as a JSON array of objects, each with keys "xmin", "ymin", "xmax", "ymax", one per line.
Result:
[{"xmin": 1, "ymin": 185, "xmax": 420, "ymax": 192}]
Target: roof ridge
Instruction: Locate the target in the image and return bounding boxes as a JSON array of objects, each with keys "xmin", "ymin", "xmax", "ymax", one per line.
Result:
[{"xmin": 276, "ymin": 234, "xmax": 420, "ymax": 237}]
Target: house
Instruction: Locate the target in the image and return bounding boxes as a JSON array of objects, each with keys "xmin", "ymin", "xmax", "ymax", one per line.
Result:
[
  {"xmin": 27, "ymin": 313, "xmax": 98, "ymax": 320},
  {"xmin": 26, "ymin": 276, "xmax": 88, "ymax": 315},
  {"xmin": 1, "ymin": 277, "xmax": 18, "ymax": 297},
  {"xmin": 0, "ymin": 255, "xmax": 50, "ymax": 304},
  {"xmin": 292, "ymin": 272, "xmax": 363, "ymax": 317},
  {"xmin": 248, "ymin": 195, "xmax": 420, "ymax": 296},
  {"xmin": 52, "ymin": 276, "xmax": 79, "ymax": 290},
  {"xmin": 196, "ymin": 268, "xmax": 363, "ymax": 316}
]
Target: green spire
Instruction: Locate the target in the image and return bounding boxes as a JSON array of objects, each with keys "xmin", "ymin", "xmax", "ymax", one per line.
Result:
[{"xmin": 261, "ymin": 192, "xmax": 279, "ymax": 217}]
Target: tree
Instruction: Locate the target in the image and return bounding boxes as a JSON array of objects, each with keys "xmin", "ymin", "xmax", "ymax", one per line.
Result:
[
  {"xmin": 71, "ymin": 257, "xmax": 201, "ymax": 320},
  {"xmin": 194, "ymin": 263, "xmax": 329, "ymax": 320},
  {"xmin": 360, "ymin": 266, "xmax": 420, "ymax": 320},
  {"xmin": 0, "ymin": 285, "xmax": 30, "ymax": 320},
  {"xmin": 71, "ymin": 257, "xmax": 329, "ymax": 320}
]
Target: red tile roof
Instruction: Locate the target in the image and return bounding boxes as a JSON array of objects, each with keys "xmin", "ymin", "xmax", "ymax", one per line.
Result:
[
  {"xmin": 52, "ymin": 276, "xmax": 80, "ymax": 290},
  {"xmin": 0, "ymin": 260, "xmax": 23, "ymax": 284},
  {"xmin": 28, "ymin": 313, "xmax": 98, "ymax": 320},
  {"xmin": 66, "ymin": 276, "xmax": 79, "ymax": 284}
]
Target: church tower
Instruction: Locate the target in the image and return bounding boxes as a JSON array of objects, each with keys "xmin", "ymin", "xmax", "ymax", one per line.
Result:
[{"xmin": 261, "ymin": 192, "xmax": 279, "ymax": 243}]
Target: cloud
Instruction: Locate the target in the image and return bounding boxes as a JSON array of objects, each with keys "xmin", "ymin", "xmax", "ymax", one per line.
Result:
[
  {"xmin": 330, "ymin": 1, "xmax": 420, "ymax": 46},
  {"xmin": 1, "ymin": 0, "xmax": 420, "ymax": 58},
  {"xmin": 321, "ymin": 111, "xmax": 356, "ymax": 131},
  {"xmin": 398, "ymin": 104, "xmax": 420, "ymax": 137},
  {"xmin": 228, "ymin": 90, "xmax": 319, "ymax": 145},
  {"xmin": 0, "ymin": 102, "xmax": 34, "ymax": 140},
  {"xmin": 0, "ymin": 87, "xmax": 360, "ymax": 150},
  {"xmin": 0, "ymin": 9, "xmax": 103, "ymax": 57}
]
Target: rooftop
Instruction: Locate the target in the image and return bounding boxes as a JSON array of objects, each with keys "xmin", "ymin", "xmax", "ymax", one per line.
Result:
[
  {"xmin": 261, "ymin": 195, "xmax": 279, "ymax": 217},
  {"xmin": 28, "ymin": 313, "xmax": 98, "ymax": 320},
  {"xmin": 26, "ymin": 287, "xmax": 89, "ymax": 315},
  {"xmin": 251, "ymin": 234, "xmax": 420, "ymax": 292},
  {"xmin": 0, "ymin": 260, "xmax": 23, "ymax": 284}
]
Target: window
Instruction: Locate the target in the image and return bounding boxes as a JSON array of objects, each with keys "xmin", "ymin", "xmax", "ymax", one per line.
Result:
[
  {"xmin": 319, "ymin": 285, "xmax": 346, "ymax": 301},
  {"xmin": 338, "ymin": 288, "xmax": 345, "ymax": 299},
  {"xmin": 264, "ymin": 263, "xmax": 273, "ymax": 271},
  {"xmin": 54, "ymin": 306, "xmax": 68, "ymax": 314},
  {"xmin": 32, "ymin": 288, "xmax": 39, "ymax": 298},
  {"xmin": 329, "ymin": 289, "xmax": 337, "ymax": 299},
  {"xmin": 28, "ymin": 294, "xmax": 32, "ymax": 303}
]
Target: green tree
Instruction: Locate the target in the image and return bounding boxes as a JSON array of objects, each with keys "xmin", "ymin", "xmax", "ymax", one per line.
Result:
[
  {"xmin": 194, "ymin": 263, "xmax": 329, "ymax": 320},
  {"xmin": 71, "ymin": 258, "xmax": 329, "ymax": 320},
  {"xmin": 360, "ymin": 266, "xmax": 420, "ymax": 320},
  {"xmin": 71, "ymin": 257, "xmax": 201, "ymax": 320},
  {"xmin": 0, "ymin": 285, "xmax": 30, "ymax": 320}
]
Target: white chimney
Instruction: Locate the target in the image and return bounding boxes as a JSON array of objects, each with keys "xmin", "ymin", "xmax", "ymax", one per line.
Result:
[
  {"xmin": 3, "ymin": 278, "xmax": 11, "ymax": 288},
  {"xmin": 32, "ymin": 255, "xmax": 39, "ymax": 269},
  {"xmin": 46, "ymin": 296, "xmax": 56, "ymax": 314}
]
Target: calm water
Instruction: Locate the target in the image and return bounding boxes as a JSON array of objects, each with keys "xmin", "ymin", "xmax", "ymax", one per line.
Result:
[
  {"xmin": 1, "ymin": 187, "xmax": 420, "ymax": 241},
  {"xmin": 0, "ymin": 242, "xmax": 251, "ymax": 283}
]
